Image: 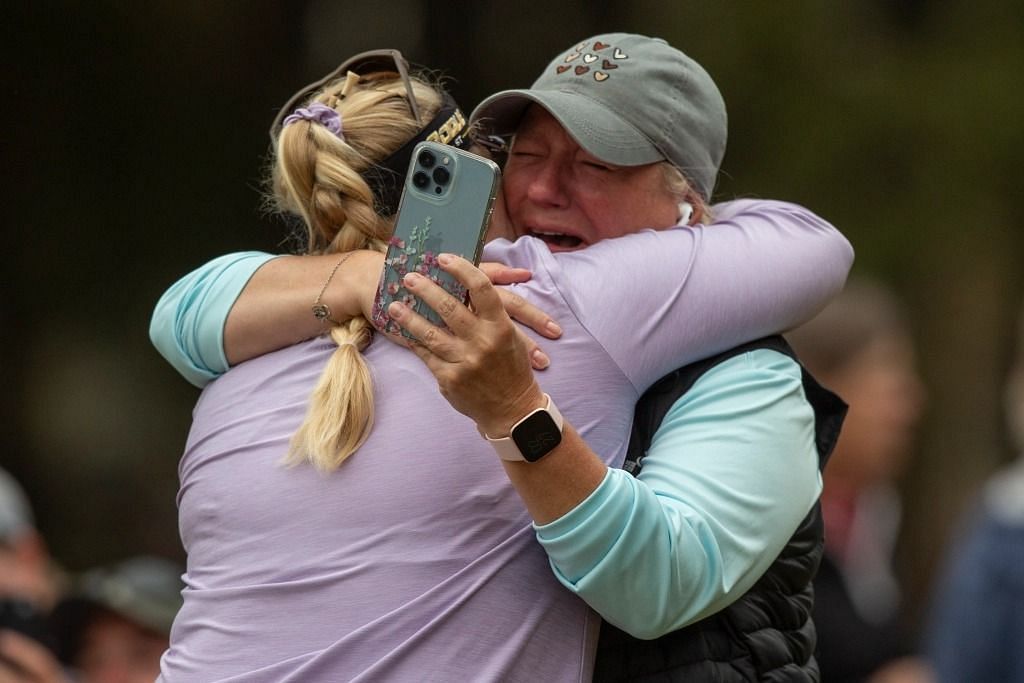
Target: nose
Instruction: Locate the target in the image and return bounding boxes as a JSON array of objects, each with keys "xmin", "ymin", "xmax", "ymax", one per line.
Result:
[{"xmin": 524, "ymin": 157, "xmax": 569, "ymax": 208}]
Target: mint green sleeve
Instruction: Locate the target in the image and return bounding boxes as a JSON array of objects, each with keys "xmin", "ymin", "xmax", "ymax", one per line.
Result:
[
  {"xmin": 149, "ymin": 252, "xmax": 277, "ymax": 388},
  {"xmin": 534, "ymin": 349, "xmax": 823, "ymax": 639}
]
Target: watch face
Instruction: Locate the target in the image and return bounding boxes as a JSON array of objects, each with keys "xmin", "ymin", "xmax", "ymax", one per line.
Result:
[{"xmin": 512, "ymin": 410, "xmax": 563, "ymax": 462}]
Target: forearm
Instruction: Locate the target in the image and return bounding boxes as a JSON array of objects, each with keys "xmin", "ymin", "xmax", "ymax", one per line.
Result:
[
  {"xmin": 535, "ymin": 351, "xmax": 821, "ymax": 638},
  {"xmin": 500, "ymin": 422, "xmax": 610, "ymax": 526},
  {"xmin": 549, "ymin": 199, "xmax": 854, "ymax": 390},
  {"xmin": 701, "ymin": 199, "xmax": 854, "ymax": 331},
  {"xmin": 223, "ymin": 251, "xmax": 383, "ymax": 365}
]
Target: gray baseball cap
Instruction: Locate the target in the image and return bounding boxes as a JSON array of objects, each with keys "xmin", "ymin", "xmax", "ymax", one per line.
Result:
[
  {"xmin": 472, "ymin": 33, "xmax": 727, "ymax": 200},
  {"xmin": 52, "ymin": 555, "xmax": 185, "ymax": 658}
]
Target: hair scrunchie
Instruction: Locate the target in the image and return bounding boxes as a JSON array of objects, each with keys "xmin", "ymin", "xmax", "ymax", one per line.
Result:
[{"xmin": 282, "ymin": 102, "xmax": 344, "ymax": 139}]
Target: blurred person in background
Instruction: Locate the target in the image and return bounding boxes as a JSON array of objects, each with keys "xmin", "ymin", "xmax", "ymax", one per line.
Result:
[
  {"xmin": 0, "ymin": 554, "xmax": 183, "ymax": 683},
  {"xmin": 0, "ymin": 469, "xmax": 62, "ymax": 621},
  {"xmin": 0, "ymin": 468, "xmax": 65, "ymax": 683},
  {"xmin": 50, "ymin": 555, "xmax": 183, "ymax": 683},
  {"xmin": 925, "ymin": 300, "xmax": 1024, "ymax": 683},
  {"xmin": 788, "ymin": 277, "xmax": 932, "ymax": 683}
]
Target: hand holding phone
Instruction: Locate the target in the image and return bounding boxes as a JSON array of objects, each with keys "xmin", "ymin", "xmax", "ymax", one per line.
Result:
[{"xmin": 372, "ymin": 141, "xmax": 501, "ymax": 337}]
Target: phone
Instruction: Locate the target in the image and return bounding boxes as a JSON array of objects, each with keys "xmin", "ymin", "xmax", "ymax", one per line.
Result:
[{"xmin": 373, "ymin": 140, "xmax": 501, "ymax": 337}]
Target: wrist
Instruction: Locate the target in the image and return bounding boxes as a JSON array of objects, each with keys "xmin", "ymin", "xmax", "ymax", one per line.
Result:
[
  {"xmin": 483, "ymin": 392, "xmax": 564, "ymax": 463},
  {"xmin": 477, "ymin": 385, "xmax": 547, "ymax": 438},
  {"xmin": 334, "ymin": 250, "xmax": 385, "ymax": 320}
]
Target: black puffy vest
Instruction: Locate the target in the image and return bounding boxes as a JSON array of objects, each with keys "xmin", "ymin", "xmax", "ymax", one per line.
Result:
[{"xmin": 593, "ymin": 336, "xmax": 846, "ymax": 682}]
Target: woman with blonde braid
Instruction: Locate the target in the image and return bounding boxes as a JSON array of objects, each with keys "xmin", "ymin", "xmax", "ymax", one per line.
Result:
[{"xmin": 158, "ymin": 46, "xmax": 852, "ymax": 681}]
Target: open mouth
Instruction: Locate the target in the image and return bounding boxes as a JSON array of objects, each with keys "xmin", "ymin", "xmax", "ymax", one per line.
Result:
[{"xmin": 529, "ymin": 229, "xmax": 584, "ymax": 251}]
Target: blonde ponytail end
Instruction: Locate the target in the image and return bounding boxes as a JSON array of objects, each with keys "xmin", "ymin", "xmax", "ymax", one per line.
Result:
[{"xmin": 286, "ymin": 321, "xmax": 375, "ymax": 471}]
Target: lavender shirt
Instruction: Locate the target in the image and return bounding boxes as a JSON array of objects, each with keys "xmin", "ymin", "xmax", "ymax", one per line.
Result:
[{"xmin": 159, "ymin": 200, "xmax": 852, "ymax": 681}]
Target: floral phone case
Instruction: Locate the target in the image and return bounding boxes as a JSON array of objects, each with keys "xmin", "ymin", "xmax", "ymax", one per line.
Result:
[{"xmin": 372, "ymin": 141, "xmax": 501, "ymax": 337}]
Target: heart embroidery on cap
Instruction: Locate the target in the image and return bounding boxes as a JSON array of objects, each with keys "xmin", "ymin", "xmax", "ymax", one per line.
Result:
[{"xmin": 557, "ymin": 42, "xmax": 625, "ymax": 82}]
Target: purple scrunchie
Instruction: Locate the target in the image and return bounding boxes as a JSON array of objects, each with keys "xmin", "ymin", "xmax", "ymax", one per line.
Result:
[{"xmin": 282, "ymin": 102, "xmax": 344, "ymax": 138}]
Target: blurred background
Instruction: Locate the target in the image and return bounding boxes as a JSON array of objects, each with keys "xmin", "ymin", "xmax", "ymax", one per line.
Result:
[{"xmin": 3, "ymin": 0, "xmax": 1022, "ymax": 642}]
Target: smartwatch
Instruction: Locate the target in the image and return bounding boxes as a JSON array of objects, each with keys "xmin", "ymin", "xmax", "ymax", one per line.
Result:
[{"xmin": 484, "ymin": 394, "xmax": 564, "ymax": 462}]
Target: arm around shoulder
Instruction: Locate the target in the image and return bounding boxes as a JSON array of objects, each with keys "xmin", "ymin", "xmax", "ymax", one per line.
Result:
[
  {"xmin": 692, "ymin": 198, "xmax": 854, "ymax": 332},
  {"xmin": 565, "ymin": 198, "xmax": 854, "ymax": 392},
  {"xmin": 149, "ymin": 250, "xmax": 387, "ymax": 387}
]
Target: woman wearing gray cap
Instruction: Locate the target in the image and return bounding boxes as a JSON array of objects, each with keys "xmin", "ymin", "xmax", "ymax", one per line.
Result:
[
  {"xmin": 51, "ymin": 556, "xmax": 184, "ymax": 683},
  {"xmin": 151, "ymin": 36, "xmax": 851, "ymax": 681}
]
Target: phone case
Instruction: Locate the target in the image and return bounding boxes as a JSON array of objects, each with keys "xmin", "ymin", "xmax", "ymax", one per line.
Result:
[{"xmin": 372, "ymin": 141, "xmax": 501, "ymax": 337}]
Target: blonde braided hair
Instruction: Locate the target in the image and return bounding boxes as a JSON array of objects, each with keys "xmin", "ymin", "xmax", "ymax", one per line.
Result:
[{"xmin": 270, "ymin": 71, "xmax": 443, "ymax": 470}]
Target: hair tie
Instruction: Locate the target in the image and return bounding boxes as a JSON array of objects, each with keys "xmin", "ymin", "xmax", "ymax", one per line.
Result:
[{"xmin": 282, "ymin": 102, "xmax": 344, "ymax": 139}]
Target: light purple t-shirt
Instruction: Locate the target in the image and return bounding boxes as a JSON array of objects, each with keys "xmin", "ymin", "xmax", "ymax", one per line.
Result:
[{"xmin": 161, "ymin": 201, "xmax": 850, "ymax": 681}]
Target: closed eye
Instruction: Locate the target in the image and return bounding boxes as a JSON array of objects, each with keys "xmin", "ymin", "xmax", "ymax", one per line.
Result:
[{"xmin": 510, "ymin": 148, "xmax": 543, "ymax": 159}]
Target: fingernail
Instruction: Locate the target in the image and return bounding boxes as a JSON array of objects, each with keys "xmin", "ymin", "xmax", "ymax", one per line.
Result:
[
  {"xmin": 545, "ymin": 321, "xmax": 562, "ymax": 337},
  {"xmin": 438, "ymin": 253, "xmax": 454, "ymax": 266},
  {"xmin": 388, "ymin": 302, "xmax": 406, "ymax": 318},
  {"xmin": 532, "ymin": 348, "xmax": 550, "ymax": 369},
  {"xmin": 403, "ymin": 272, "xmax": 422, "ymax": 288}
]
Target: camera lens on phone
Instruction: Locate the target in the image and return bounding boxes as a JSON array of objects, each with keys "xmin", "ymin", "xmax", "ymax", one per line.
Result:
[
  {"xmin": 432, "ymin": 167, "xmax": 450, "ymax": 185},
  {"xmin": 418, "ymin": 150, "xmax": 436, "ymax": 168},
  {"xmin": 412, "ymin": 171, "xmax": 430, "ymax": 189}
]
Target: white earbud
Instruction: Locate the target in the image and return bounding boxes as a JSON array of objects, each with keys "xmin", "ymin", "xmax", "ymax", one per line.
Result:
[{"xmin": 677, "ymin": 201, "xmax": 694, "ymax": 225}]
